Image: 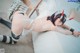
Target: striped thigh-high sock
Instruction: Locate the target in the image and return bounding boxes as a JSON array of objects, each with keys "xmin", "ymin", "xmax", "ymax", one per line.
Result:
[
  {"xmin": 0, "ymin": 32, "xmax": 21, "ymax": 44},
  {"xmin": 0, "ymin": 17, "xmax": 11, "ymax": 29}
]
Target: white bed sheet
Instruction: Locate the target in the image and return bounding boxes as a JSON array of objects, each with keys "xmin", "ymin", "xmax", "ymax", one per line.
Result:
[{"xmin": 32, "ymin": 20, "xmax": 80, "ymax": 53}]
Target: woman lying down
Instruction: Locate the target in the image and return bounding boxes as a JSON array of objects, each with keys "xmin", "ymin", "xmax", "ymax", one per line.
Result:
[{"xmin": 0, "ymin": 10, "xmax": 80, "ymax": 44}]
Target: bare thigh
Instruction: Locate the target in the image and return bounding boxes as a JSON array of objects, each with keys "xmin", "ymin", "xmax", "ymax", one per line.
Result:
[
  {"xmin": 11, "ymin": 11, "xmax": 25, "ymax": 36},
  {"xmin": 11, "ymin": 11, "xmax": 32, "ymax": 36}
]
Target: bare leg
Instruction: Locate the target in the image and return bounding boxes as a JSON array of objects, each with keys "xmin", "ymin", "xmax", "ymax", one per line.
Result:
[
  {"xmin": 22, "ymin": 0, "xmax": 34, "ymax": 15},
  {"xmin": 11, "ymin": 11, "xmax": 26, "ymax": 35},
  {"xmin": 0, "ymin": 11, "xmax": 26, "ymax": 44}
]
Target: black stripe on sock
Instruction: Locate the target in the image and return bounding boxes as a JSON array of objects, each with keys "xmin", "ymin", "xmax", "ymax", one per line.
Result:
[
  {"xmin": 11, "ymin": 31, "xmax": 21, "ymax": 40},
  {"xmin": 2, "ymin": 35, "xmax": 7, "ymax": 42},
  {"xmin": 9, "ymin": 37, "xmax": 17, "ymax": 44},
  {"xmin": 14, "ymin": 41, "xmax": 17, "ymax": 44},
  {"xmin": 0, "ymin": 18, "xmax": 11, "ymax": 29},
  {"xmin": 8, "ymin": 36, "xmax": 17, "ymax": 44},
  {"xmin": 19, "ymin": 13, "xmax": 24, "ymax": 15},
  {"xmin": 9, "ymin": 37, "xmax": 12, "ymax": 44}
]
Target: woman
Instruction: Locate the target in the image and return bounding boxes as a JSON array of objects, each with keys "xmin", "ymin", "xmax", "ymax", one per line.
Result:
[
  {"xmin": 31, "ymin": 11, "xmax": 80, "ymax": 36},
  {"xmin": 0, "ymin": 9, "xmax": 80, "ymax": 44},
  {"xmin": 0, "ymin": 1, "xmax": 80, "ymax": 44}
]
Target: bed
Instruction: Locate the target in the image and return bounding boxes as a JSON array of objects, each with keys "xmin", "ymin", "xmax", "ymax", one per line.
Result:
[{"xmin": 32, "ymin": 20, "xmax": 80, "ymax": 53}]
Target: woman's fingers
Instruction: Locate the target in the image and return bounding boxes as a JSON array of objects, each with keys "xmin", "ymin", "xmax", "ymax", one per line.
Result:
[
  {"xmin": 73, "ymin": 31, "xmax": 80, "ymax": 37},
  {"xmin": 79, "ymin": 32, "xmax": 80, "ymax": 35}
]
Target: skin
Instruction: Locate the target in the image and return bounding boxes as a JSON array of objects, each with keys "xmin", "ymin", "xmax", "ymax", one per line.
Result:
[
  {"xmin": 22, "ymin": 0, "xmax": 34, "ymax": 15},
  {"xmin": 12, "ymin": 11, "xmax": 80, "ymax": 37},
  {"xmin": 11, "ymin": 0, "xmax": 39, "ymax": 35},
  {"xmin": 11, "ymin": 11, "xmax": 31, "ymax": 36},
  {"xmin": 10, "ymin": 0, "xmax": 80, "ymax": 37},
  {"xmin": 22, "ymin": 0, "xmax": 39, "ymax": 16},
  {"xmin": 54, "ymin": 18, "xmax": 80, "ymax": 37},
  {"xmin": 11, "ymin": 0, "xmax": 34, "ymax": 36},
  {"xmin": 32, "ymin": 16, "xmax": 80, "ymax": 36}
]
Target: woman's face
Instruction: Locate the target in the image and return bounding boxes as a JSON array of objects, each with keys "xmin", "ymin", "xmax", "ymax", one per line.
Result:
[{"xmin": 54, "ymin": 18, "xmax": 63, "ymax": 26}]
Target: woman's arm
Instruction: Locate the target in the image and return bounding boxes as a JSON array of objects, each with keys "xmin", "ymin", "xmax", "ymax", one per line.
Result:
[
  {"xmin": 60, "ymin": 24, "xmax": 80, "ymax": 37},
  {"xmin": 53, "ymin": 26, "xmax": 72, "ymax": 35},
  {"xmin": 60, "ymin": 24, "xmax": 71, "ymax": 30},
  {"xmin": 48, "ymin": 25, "xmax": 72, "ymax": 35}
]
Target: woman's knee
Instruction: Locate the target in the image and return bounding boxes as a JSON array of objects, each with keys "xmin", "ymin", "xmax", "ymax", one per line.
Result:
[{"xmin": 11, "ymin": 11, "xmax": 25, "ymax": 35}]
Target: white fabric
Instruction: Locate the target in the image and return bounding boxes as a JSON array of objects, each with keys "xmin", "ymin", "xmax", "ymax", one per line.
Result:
[
  {"xmin": 0, "ymin": 35, "xmax": 3, "ymax": 41},
  {"xmin": 32, "ymin": 31, "xmax": 64, "ymax": 53},
  {"xmin": 7, "ymin": 0, "xmax": 28, "ymax": 19},
  {"xmin": 32, "ymin": 31, "xmax": 80, "ymax": 53},
  {"xmin": 6, "ymin": 36, "xmax": 10, "ymax": 43}
]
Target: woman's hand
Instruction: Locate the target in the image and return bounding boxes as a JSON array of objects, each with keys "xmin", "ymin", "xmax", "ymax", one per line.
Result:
[{"xmin": 73, "ymin": 31, "xmax": 80, "ymax": 37}]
